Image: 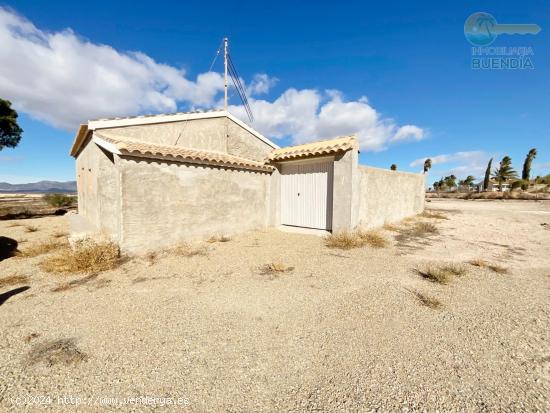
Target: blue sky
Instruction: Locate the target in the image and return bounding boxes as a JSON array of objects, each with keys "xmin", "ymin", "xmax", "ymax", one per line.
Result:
[{"xmin": 0, "ymin": 0, "xmax": 548, "ymax": 185}]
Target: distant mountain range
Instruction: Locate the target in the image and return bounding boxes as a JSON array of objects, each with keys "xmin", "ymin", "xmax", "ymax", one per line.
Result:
[{"xmin": 0, "ymin": 180, "xmax": 76, "ymax": 193}]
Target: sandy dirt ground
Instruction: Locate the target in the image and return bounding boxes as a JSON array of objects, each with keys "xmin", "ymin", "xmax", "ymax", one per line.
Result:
[{"xmin": 0, "ymin": 199, "xmax": 549, "ymax": 412}]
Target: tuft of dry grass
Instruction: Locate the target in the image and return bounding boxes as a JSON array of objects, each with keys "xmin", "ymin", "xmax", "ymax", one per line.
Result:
[
  {"xmin": 357, "ymin": 229, "xmax": 389, "ymax": 248},
  {"xmin": 487, "ymin": 264, "xmax": 510, "ymax": 274},
  {"xmin": 24, "ymin": 225, "xmax": 39, "ymax": 233},
  {"xmin": 383, "ymin": 222, "xmax": 400, "ymax": 232},
  {"xmin": 410, "ymin": 290, "xmax": 442, "ymax": 309},
  {"xmin": 415, "ymin": 263, "xmax": 467, "ymax": 284},
  {"xmin": 468, "ymin": 259, "xmax": 510, "ymax": 274},
  {"xmin": 19, "ymin": 239, "xmax": 68, "ymax": 258},
  {"xmin": 6, "ymin": 222, "xmax": 23, "ymax": 228},
  {"xmin": 0, "ymin": 274, "xmax": 29, "ymax": 289},
  {"xmin": 52, "ymin": 231, "xmax": 68, "ymax": 239},
  {"xmin": 420, "ymin": 210, "xmax": 449, "ymax": 220},
  {"xmin": 141, "ymin": 243, "xmax": 208, "ymax": 265},
  {"xmin": 40, "ymin": 240, "xmax": 120, "ymax": 274},
  {"xmin": 171, "ymin": 243, "xmax": 208, "ymax": 257},
  {"xmin": 325, "ymin": 231, "xmax": 364, "ymax": 249},
  {"xmin": 26, "ymin": 338, "xmax": 88, "ymax": 367},
  {"xmin": 259, "ymin": 261, "xmax": 295, "ymax": 278},
  {"xmin": 325, "ymin": 229, "xmax": 389, "ymax": 250},
  {"xmin": 207, "ymin": 234, "xmax": 232, "ymax": 243},
  {"xmin": 411, "ymin": 222, "xmax": 439, "ymax": 236}
]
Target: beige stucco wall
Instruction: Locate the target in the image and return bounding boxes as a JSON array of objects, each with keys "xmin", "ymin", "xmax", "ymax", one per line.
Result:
[
  {"xmin": 75, "ymin": 140, "xmax": 120, "ymax": 236},
  {"xmin": 98, "ymin": 117, "xmax": 273, "ymax": 162},
  {"xmin": 117, "ymin": 156, "xmax": 272, "ymax": 252},
  {"xmin": 356, "ymin": 166, "xmax": 425, "ymax": 229}
]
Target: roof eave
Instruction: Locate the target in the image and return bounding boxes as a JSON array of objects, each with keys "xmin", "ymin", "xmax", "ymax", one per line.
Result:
[{"xmin": 69, "ymin": 124, "xmax": 90, "ymax": 157}]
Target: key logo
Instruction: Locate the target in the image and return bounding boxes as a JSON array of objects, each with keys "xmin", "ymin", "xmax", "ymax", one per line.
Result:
[{"xmin": 464, "ymin": 12, "xmax": 541, "ymax": 46}]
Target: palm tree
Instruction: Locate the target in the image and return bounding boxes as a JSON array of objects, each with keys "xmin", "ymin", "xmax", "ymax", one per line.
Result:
[
  {"xmin": 492, "ymin": 156, "xmax": 518, "ymax": 191},
  {"xmin": 483, "ymin": 158, "xmax": 493, "ymax": 191},
  {"xmin": 423, "ymin": 158, "xmax": 432, "ymax": 174},
  {"xmin": 521, "ymin": 148, "xmax": 537, "ymax": 181},
  {"xmin": 390, "ymin": 164, "xmax": 397, "ymax": 171}
]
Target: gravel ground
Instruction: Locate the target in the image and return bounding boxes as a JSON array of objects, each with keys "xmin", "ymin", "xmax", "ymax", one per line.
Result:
[{"xmin": 0, "ymin": 199, "xmax": 549, "ymax": 412}]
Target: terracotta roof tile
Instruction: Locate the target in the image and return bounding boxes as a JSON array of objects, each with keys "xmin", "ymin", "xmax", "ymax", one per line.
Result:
[
  {"xmin": 94, "ymin": 133, "xmax": 274, "ymax": 172},
  {"xmin": 269, "ymin": 136, "xmax": 358, "ymax": 161}
]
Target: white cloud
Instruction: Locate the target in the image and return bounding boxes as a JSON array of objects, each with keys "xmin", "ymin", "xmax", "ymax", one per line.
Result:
[
  {"xmin": 410, "ymin": 151, "xmax": 485, "ymax": 168},
  {"xmin": 0, "ymin": 7, "xmax": 224, "ymax": 129},
  {"xmin": 231, "ymin": 90, "xmax": 425, "ymax": 151},
  {"xmin": 0, "ymin": 7, "xmax": 425, "ymax": 152},
  {"xmin": 247, "ymin": 73, "xmax": 278, "ymax": 96}
]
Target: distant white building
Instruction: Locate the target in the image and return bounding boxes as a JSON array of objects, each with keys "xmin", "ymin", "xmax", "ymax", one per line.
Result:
[{"xmin": 475, "ymin": 180, "xmax": 512, "ymax": 192}]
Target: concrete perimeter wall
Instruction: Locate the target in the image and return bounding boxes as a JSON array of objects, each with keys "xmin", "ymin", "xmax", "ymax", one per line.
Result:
[
  {"xmin": 118, "ymin": 156, "xmax": 272, "ymax": 252},
  {"xmin": 357, "ymin": 166, "xmax": 425, "ymax": 229}
]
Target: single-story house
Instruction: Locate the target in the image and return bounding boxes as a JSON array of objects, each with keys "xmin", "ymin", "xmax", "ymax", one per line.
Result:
[
  {"xmin": 70, "ymin": 110, "xmax": 425, "ymax": 253},
  {"xmin": 475, "ymin": 180, "xmax": 512, "ymax": 192}
]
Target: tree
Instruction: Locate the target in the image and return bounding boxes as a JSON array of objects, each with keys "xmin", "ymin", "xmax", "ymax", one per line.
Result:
[
  {"xmin": 483, "ymin": 158, "xmax": 493, "ymax": 191},
  {"xmin": 521, "ymin": 148, "xmax": 537, "ymax": 181},
  {"xmin": 492, "ymin": 156, "xmax": 518, "ymax": 191},
  {"xmin": 423, "ymin": 158, "xmax": 432, "ymax": 174},
  {"xmin": 458, "ymin": 175, "xmax": 475, "ymax": 192},
  {"xmin": 0, "ymin": 99, "xmax": 23, "ymax": 150},
  {"xmin": 464, "ymin": 175, "xmax": 475, "ymax": 187},
  {"xmin": 390, "ymin": 164, "xmax": 397, "ymax": 171},
  {"xmin": 444, "ymin": 174, "xmax": 457, "ymax": 190}
]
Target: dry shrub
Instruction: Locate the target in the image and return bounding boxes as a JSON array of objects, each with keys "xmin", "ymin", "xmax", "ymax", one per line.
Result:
[
  {"xmin": 259, "ymin": 261, "xmax": 295, "ymax": 278},
  {"xmin": 207, "ymin": 234, "xmax": 231, "ymax": 243},
  {"xmin": 26, "ymin": 338, "xmax": 87, "ymax": 366},
  {"xmin": 420, "ymin": 210, "xmax": 448, "ymax": 220},
  {"xmin": 40, "ymin": 240, "xmax": 120, "ymax": 274},
  {"xmin": 410, "ymin": 290, "xmax": 442, "ymax": 309},
  {"xmin": 468, "ymin": 259, "xmax": 509, "ymax": 274},
  {"xmin": 0, "ymin": 274, "xmax": 29, "ymax": 289},
  {"xmin": 24, "ymin": 225, "xmax": 39, "ymax": 233},
  {"xmin": 20, "ymin": 239, "xmax": 68, "ymax": 258},
  {"xmin": 52, "ymin": 231, "xmax": 68, "ymax": 239},
  {"xmin": 415, "ymin": 263, "xmax": 467, "ymax": 284}
]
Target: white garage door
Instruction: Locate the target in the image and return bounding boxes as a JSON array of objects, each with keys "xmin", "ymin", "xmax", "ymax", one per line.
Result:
[{"xmin": 280, "ymin": 160, "xmax": 333, "ymax": 230}]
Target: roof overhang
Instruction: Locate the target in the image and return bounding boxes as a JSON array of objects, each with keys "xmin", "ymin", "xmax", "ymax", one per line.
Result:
[
  {"xmin": 69, "ymin": 110, "xmax": 278, "ymax": 157},
  {"xmin": 92, "ymin": 132, "xmax": 274, "ymax": 173},
  {"xmin": 268, "ymin": 135, "xmax": 358, "ymax": 162}
]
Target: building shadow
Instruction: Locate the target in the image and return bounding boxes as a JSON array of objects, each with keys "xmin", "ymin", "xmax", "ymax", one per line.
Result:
[
  {"xmin": 0, "ymin": 286, "xmax": 30, "ymax": 306},
  {"xmin": 0, "ymin": 236, "xmax": 18, "ymax": 261}
]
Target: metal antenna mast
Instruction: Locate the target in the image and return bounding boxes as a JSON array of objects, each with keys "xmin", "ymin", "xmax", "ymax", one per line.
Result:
[{"xmin": 223, "ymin": 37, "xmax": 228, "ymax": 111}]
